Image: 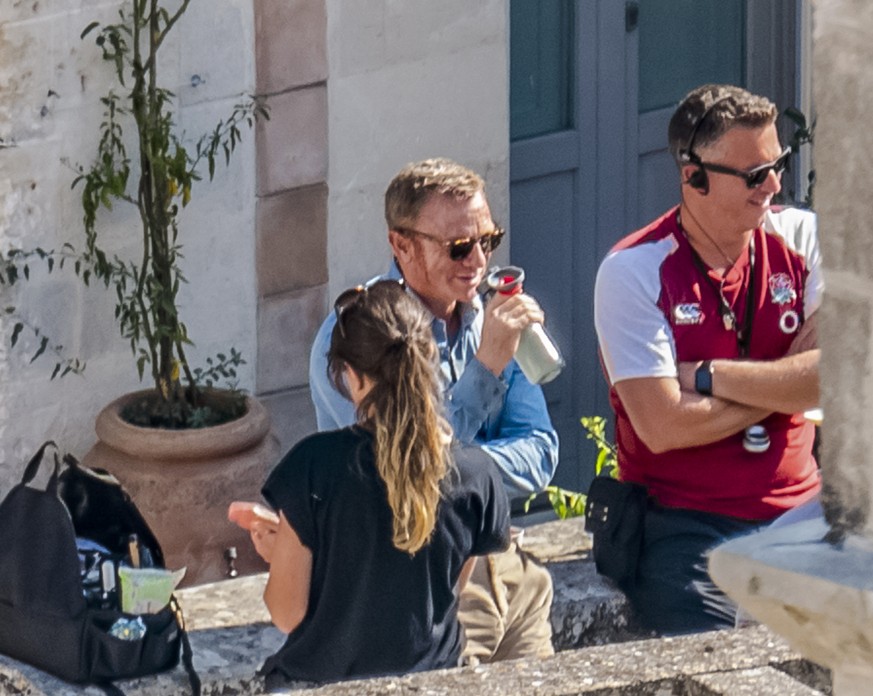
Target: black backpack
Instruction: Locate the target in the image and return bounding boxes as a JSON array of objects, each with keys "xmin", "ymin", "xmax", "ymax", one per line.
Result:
[{"xmin": 0, "ymin": 442, "xmax": 200, "ymax": 695}]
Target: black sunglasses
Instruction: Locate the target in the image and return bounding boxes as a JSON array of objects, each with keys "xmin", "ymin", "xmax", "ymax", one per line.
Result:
[
  {"xmin": 333, "ymin": 279, "xmax": 405, "ymax": 339},
  {"xmin": 398, "ymin": 226, "xmax": 504, "ymax": 261},
  {"xmin": 699, "ymin": 146, "xmax": 792, "ymax": 189}
]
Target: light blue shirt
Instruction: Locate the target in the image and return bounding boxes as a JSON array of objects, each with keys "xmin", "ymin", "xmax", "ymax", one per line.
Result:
[{"xmin": 308, "ymin": 263, "xmax": 559, "ymax": 499}]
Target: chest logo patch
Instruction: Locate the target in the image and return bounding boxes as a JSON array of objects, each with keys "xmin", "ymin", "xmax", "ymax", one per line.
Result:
[
  {"xmin": 768, "ymin": 273, "xmax": 797, "ymax": 305},
  {"xmin": 673, "ymin": 303, "xmax": 703, "ymax": 325}
]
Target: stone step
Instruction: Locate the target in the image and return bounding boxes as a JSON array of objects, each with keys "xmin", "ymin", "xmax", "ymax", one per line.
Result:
[{"xmin": 0, "ymin": 518, "xmax": 831, "ymax": 695}]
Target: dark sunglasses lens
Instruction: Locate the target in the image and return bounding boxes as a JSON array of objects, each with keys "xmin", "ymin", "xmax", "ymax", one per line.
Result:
[
  {"xmin": 448, "ymin": 239, "xmax": 476, "ymax": 261},
  {"xmin": 482, "ymin": 231, "xmax": 503, "ymax": 253},
  {"xmin": 446, "ymin": 230, "xmax": 504, "ymax": 260},
  {"xmin": 747, "ymin": 152, "xmax": 790, "ymax": 188},
  {"xmin": 747, "ymin": 169, "xmax": 770, "ymax": 188}
]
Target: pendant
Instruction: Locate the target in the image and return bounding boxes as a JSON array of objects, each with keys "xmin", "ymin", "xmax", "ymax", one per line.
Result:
[{"xmin": 722, "ymin": 311, "xmax": 734, "ymax": 331}]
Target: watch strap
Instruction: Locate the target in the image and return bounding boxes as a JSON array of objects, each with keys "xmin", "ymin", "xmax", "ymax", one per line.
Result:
[{"xmin": 695, "ymin": 360, "xmax": 714, "ymax": 396}]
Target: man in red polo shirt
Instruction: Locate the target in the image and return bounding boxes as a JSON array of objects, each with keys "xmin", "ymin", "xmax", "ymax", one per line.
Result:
[{"xmin": 594, "ymin": 84, "xmax": 822, "ymax": 634}]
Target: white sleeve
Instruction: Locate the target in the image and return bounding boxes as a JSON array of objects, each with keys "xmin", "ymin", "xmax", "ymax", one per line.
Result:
[
  {"xmin": 594, "ymin": 238, "xmax": 678, "ymax": 385},
  {"xmin": 764, "ymin": 208, "xmax": 823, "ymax": 316}
]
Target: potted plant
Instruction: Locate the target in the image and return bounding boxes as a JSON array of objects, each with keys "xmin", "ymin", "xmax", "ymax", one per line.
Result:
[{"xmin": 3, "ymin": 0, "xmax": 274, "ymax": 585}]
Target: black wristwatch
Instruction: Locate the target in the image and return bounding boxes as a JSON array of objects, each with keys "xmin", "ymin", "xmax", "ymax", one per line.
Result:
[{"xmin": 694, "ymin": 360, "xmax": 714, "ymax": 396}]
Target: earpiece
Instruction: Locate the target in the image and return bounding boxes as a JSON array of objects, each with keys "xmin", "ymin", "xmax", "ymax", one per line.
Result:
[
  {"xmin": 679, "ymin": 94, "xmax": 733, "ymax": 196},
  {"xmin": 686, "ymin": 160, "xmax": 708, "ymax": 194}
]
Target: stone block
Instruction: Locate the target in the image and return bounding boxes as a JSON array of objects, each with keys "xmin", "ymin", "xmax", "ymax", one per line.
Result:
[
  {"xmin": 0, "ymin": 13, "xmax": 56, "ymax": 143},
  {"xmin": 329, "ymin": 0, "xmax": 504, "ymax": 79},
  {"xmin": 328, "ymin": 45, "xmax": 507, "ymax": 191},
  {"xmin": 258, "ymin": 386, "xmax": 318, "ymax": 456},
  {"xmin": 326, "ymin": 180, "xmax": 395, "ymax": 300},
  {"xmin": 710, "ymin": 516, "xmax": 873, "ymax": 693},
  {"xmin": 814, "ymin": 0, "xmax": 873, "ymax": 278},
  {"xmin": 255, "ymin": 0, "xmax": 327, "ymax": 93},
  {"xmin": 257, "ymin": 184, "xmax": 328, "ymax": 297},
  {"xmin": 691, "ymin": 666, "xmax": 825, "ymax": 695},
  {"xmin": 257, "ymin": 85, "xmax": 327, "ymax": 196},
  {"xmin": 177, "ymin": 0, "xmax": 256, "ymax": 107},
  {"xmin": 521, "ymin": 518, "xmax": 649, "ymax": 650},
  {"xmin": 0, "ymin": 139, "xmax": 77, "ymax": 246},
  {"xmin": 820, "ymin": 292, "xmax": 873, "ymax": 536},
  {"xmin": 256, "ymin": 284, "xmax": 328, "ymax": 393}
]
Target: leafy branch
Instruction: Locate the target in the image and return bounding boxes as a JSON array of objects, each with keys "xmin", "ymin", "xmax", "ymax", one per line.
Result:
[
  {"xmin": 68, "ymin": 0, "xmax": 268, "ymax": 426},
  {"xmin": 523, "ymin": 416, "xmax": 619, "ymax": 520},
  {"xmin": 580, "ymin": 415, "xmax": 618, "ymax": 478},
  {"xmin": 3, "ymin": 308, "xmax": 85, "ymax": 379}
]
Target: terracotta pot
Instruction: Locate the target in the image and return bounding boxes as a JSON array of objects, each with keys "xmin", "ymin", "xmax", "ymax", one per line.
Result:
[{"xmin": 84, "ymin": 389, "xmax": 280, "ymax": 587}]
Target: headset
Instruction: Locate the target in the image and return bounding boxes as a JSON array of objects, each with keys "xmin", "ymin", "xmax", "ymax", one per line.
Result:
[{"xmin": 678, "ymin": 95, "xmax": 734, "ymax": 195}]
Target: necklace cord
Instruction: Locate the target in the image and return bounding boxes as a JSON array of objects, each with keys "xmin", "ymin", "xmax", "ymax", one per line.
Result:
[
  {"xmin": 678, "ymin": 204, "xmax": 738, "ymax": 268},
  {"xmin": 677, "ymin": 211, "xmax": 756, "ymax": 357}
]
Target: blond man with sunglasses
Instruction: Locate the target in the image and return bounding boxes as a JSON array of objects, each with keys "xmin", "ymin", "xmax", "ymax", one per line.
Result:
[
  {"xmin": 594, "ymin": 84, "xmax": 822, "ymax": 634},
  {"xmin": 309, "ymin": 158, "xmax": 558, "ymax": 663}
]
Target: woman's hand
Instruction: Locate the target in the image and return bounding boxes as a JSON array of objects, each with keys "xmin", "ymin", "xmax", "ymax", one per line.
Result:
[
  {"xmin": 250, "ymin": 518, "xmax": 279, "ymax": 564},
  {"xmin": 228, "ymin": 500, "xmax": 280, "ymax": 530},
  {"xmin": 228, "ymin": 501, "xmax": 281, "ymax": 563},
  {"xmin": 263, "ymin": 512, "xmax": 313, "ymax": 634}
]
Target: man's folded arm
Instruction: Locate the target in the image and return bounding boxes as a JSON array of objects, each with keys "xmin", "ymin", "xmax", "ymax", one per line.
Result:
[{"xmin": 615, "ymin": 376, "xmax": 770, "ymax": 454}]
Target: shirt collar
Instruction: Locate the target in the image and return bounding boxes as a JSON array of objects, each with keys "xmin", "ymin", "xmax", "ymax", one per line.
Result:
[{"xmin": 387, "ymin": 258, "xmax": 482, "ymax": 332}]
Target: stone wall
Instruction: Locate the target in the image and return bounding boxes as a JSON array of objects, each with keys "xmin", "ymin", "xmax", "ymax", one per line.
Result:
[
  {"xmin": 0, "ymin": 0, "xmax": 512, "ymax": 488},
  {"xmin": 252, "ymin": 0, "xmax": 328, "ymax": 453},
  {"xmin": 0, "ymin": 1, "xmax": 259, "ymax": 494},
  {"xmin": 258, "ymin": 0, "xmax": 511, "ymax": 453},
  {"xmin": 813, "ymin": 0, "xmax": 873, "ymax": 540},
  {"xmin": 325, "ymin": 0, "xmax": 510, "ymax": 301}
]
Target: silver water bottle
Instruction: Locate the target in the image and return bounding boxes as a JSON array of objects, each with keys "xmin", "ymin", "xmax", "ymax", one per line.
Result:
[{"xmin": 485, "ymin": 266, "xmax": 565, "ymax": 384}]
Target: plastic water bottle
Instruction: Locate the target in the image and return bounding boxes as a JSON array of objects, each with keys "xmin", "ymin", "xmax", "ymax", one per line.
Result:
[{"xmin": 485, "ymin": 266, "xmax": 565, "ymax": 384}]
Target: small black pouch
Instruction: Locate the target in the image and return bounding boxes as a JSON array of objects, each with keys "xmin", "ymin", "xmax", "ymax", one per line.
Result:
[{"xmin": 584, "ymin": 476, "xmax": 648, "ymax": 589}]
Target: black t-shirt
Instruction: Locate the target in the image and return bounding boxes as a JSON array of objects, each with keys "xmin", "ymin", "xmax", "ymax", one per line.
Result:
[{"xmin": 260, "ymin": 427, "xmax": 510, "ymax": 684}]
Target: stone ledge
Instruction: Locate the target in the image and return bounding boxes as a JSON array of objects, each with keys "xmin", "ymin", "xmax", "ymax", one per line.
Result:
[
  {"xmin": 0, "ymin": 518, "xmax": 830, "ymax": 695},
  {"xmin": 0, "ymin": 625, "xmax": 831, "ymax": 696},
  {"xmin": 276, "ymin": 627, "xmax": 832, "ymax": 695},
  {"xmin": 521, "ymin": 517, "xmax": 651, "ymax": 649}
]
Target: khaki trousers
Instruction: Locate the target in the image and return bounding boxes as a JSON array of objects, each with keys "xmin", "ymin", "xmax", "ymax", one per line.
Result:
[{"xmin": 458, "ymin": 540, "xmax": 555, "ymax": 664}]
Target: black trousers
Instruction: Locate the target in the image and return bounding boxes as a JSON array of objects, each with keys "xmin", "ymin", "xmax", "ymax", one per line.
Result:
[{"xmin": 624, "ymin": 505, "xmax": 764, "ymax": 636}]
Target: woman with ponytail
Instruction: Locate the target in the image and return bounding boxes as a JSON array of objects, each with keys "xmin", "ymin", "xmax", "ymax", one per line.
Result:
[{"xmin": 236, "ymin": 280, "xmax": 510, "ymax": 686}]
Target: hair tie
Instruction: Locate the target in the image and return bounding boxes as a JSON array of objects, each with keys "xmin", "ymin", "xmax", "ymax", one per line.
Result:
[{"xmin": 388, "ymin": 333, "xmax": 409, "ymax": 353}]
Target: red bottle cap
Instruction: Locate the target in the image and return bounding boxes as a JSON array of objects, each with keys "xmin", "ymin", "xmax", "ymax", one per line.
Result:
[{"xmin": 499, "ymin": 275, "xmax": 523, "ymax": 296}]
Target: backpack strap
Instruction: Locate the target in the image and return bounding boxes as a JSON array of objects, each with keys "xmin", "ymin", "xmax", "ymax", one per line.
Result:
[
  {"xmin": 20, "ymin": 440, "xmax": 60, "ymax": 493},
  {"xmin": 94, "ymin": 682, "xmax": 127, "ymax": 696},
  {"xmin": 171, "ymin": 595, "xmax": 202, "ymax": 696}
]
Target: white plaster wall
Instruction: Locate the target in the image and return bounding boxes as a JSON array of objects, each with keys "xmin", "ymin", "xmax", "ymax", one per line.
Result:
[
  {"xmin": 325, "ymin": 0, "xmax": 510, "ymax": 301},
  {"xmin": 0, "ymin": 1, "xmax": 259, "ymax": 494}
]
